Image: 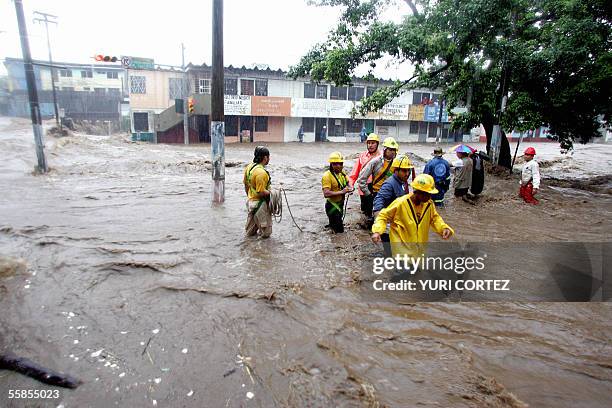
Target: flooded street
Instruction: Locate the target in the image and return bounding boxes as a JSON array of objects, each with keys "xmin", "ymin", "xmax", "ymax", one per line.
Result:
[{"xmin": 1, "ymin": 117, "xmax": 611, "ymax": 407}]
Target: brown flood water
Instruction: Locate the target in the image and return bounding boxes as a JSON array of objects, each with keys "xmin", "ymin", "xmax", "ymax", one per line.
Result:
[{"xmin": 0, "ymin": 118, "xmax": 611, "ymax": 407}]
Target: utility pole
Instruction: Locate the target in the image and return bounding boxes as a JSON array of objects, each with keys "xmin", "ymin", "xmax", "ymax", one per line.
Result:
[
  {"xmin": 15, "ymin": 0, "xmax": 47, "ymax": 173},
  {"xmin": 33, "ymin": 10, "xmax": 60, "ymax": 130},
  {"xmin": 435, "ymin": 98, "xmax": 444, "ymax": 144},
  {"xmin": 211, "ymin": 0, "xmax": 225, "ymax": 204},
  {"xmin": 181, "ymin": 43, "xmax": 189, "ymax": 145}
]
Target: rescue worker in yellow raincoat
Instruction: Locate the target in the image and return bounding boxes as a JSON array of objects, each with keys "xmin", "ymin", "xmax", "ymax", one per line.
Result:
[
  {"xmin": 243, "ymin": 146, "xmax": 272, "ymax": 238},
  {"xmin": 371, "ymin": 174, "xmax": 454, "ymax": 257},
  {"xmin": 322, "ymin": 152, "xmax": 354, "ymax": 233}
]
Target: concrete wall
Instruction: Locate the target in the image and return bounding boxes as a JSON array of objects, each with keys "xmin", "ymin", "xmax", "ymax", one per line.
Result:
[
  {"xmin": 129, "ymin": 69, "xmax": 185, "ymax": 110},
  {"xmin": 397, "ymin": 121, "xmax": 418, "ymax": 143},
  {"xmin": 284, "ymin": 117, "xmax": 302, "ymax": 142},
  {"xmin": 55, "ymin": 68, "xmax": 123, "ymax": 91},
  {"xmin": 254, "ymin": 117, "xmax": 284, "ymax": 142},
  {"xmin": 269, "ymin": 79, "xmax": 302, "ymax": 98}
]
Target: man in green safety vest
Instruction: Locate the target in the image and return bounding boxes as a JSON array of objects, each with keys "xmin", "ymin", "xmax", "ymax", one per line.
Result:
[
  {"xmin": 243, "ymin": 146, "xmax": 272, "ymax": 238},
  {"xmin": 322, "ymin": 152, "xmax": 354, "ymax": 233}
]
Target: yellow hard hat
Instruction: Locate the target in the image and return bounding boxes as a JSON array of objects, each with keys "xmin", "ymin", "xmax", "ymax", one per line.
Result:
[
  {"xmin": 391, "ymin": 155, "xmax": 414, "ymax": 170},
  {"xmin": 328, "ymin": 151, "xmax": 344, "ymax": 163},
  {"xmin": 382, "ymin": 137, "xmax": 399, "ymax": 151},
  {"xmin": 366, "ymin": 133, "xmax": 380, "ymax": 143},
  {"xmin": 410, "ymin": 174, "xmax": 439, "ymax": 194}
]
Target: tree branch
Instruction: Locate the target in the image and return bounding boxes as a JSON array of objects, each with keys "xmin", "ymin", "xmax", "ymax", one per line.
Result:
[{"xmin": 403, "ymin": 0, "xmax": 419, "ymax": 16}]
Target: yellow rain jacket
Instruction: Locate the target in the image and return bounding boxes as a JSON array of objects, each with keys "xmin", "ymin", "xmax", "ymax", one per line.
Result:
[{"xmin": 372, "ymin": 193, "xmax": 454, "ymax": 256}]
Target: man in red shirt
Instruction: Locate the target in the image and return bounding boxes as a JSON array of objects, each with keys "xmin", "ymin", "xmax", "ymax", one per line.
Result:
[{"xmin": 347, "ymin": 133, "xmax": 381, "ymax": 221}]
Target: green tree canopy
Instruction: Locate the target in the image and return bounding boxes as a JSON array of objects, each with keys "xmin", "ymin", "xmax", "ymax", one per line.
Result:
[{"xmin": 290, "ymin": 0, "xmax": 612, "ymax": 164}]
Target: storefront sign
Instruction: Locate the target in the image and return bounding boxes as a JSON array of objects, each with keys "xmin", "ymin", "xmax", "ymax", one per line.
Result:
[
  {"xmin": 224, "ymin": 95, "xmax": 251, "ymax": 116},
  {"xmin": 251, "ymin": 96, "xmax": 291, "ymax": 116}
]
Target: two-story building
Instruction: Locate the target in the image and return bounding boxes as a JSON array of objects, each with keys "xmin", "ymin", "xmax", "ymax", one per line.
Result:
[
  {"xmin": 129, "ymin": 62, "xmax": 460, "ymax": 144},
  {"xmin": 3, "ymin": 57, "xmax": 125, "ymax": 124}
]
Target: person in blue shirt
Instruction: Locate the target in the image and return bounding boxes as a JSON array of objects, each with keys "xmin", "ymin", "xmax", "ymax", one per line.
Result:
[
  {"xmin": 359, "ymin": 126, "xmax": 368, "ymax": 142},
  {"xmin": 423, "ymin": 147, "xmax": 451, "ymax": 207},
  {"xmin": 372, "ymin": 155, "xmax": 414, "ymax": 257},
  {"xmin": 373, "ymin": 155, "xmax": 414, "ymax": 216}
]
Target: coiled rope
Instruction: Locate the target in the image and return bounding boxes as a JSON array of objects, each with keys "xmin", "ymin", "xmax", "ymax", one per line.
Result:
[{"xmin": 269, "ymin": 188, "xmax": 303, "ymax": 232}]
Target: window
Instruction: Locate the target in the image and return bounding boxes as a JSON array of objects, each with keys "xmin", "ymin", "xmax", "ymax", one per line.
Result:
[
  {"xmin": 254, "ymin": 116, "xmax": 268, "ymax": 132},
  {"xmin": 94, "ymin": 87, "xmax": 105, "ymax": 94},
  {"xmin": 107, "ymin": 71, "xmax": 118, "ymax": 79},
  {"xmin": 255, "ymin": 79, "xmax": 268, "ymax": 96},
  {"xmin": 304, "ymin": 83, "xmax": 315, "ymax": 98},
  {"xmin": 330, "ymin": 86, "xmax": 347, "ymax": 100},
  {"xmin": 224, "ymin": 115, "xmax": 239, "ymax": 136},
  {"xmin": 169, "ymin": 78, "xmax": 188, "ymax": 99},
  {"xmin": 62, "ymin": 87, "xmax": 74, "ymax": 91},
  {"xmin": 51, "ymin": 69, "xmax": 58, "ymax": 81},
  {"xmin": 224, "ymin": 78, "xmax": 237, "ymax": 95},
  {"xmin": 412, "ymin": 92, "xmax": 423, "ymax": 104},
  {"xmin": 316, "ymin": 84, "xmax": 328, "ymax": 99},
  {"xmin": 418, "ymin": 121, "xmax": 428, "ymax": 136},
  {"xmin": 83, "ymin": 87, "xmax": 91, "ymax": 91},
  {"xmin": 346, "ymin": 119, "xmax": 363, "ymax": 133},
  {"xmin": 431, "ymin": 93, "xmax": 440, "ymax": 103},
  {"xmin": 198, "ymin": 78, "xmax": 211, "ymax": 94},
  {"xmin": 60, "ymin": 69, "xmax": 72, "ymax": 77},
  {"xmin": 302, "ymin": 117, "xmax": 315, "ymax": 132},
  {"xmin": 409, "ymin": 121, "xmax": 419, "ymax": 134},
  {"xmin": 81, "ymin": 70, "xmax": 92, "ymax": 78},
  {"xmin": 348, "ymin": 86, "xmax": 364, "ymax": 101},
  {"xmin": 414, "ymin": 92, "xmax": 433, "ymax": 105},
  {"xmin": 133, "ymin": 112, "xmax": 149, "ymax": 132},
  {"xmin": 130, "ymin": 76, "xmax": 146, "ymax": 94},
  {"xmin": 240, "ymin": 79, "xmax": 254, "ymax": 96},
  {"xmin": 366, "ymin": 86, "xmax": 377, "ymax": 97},
  {"xmin": 428, "ymin": 122, "xmax": 438, "ymax": 138},
  {"xmin": 376, "ymin": 120, "xmax": 397, "ymax": 127},
  {"xmin": 328, "ymin": 118, "xmax": 345, "ymax": 136}
]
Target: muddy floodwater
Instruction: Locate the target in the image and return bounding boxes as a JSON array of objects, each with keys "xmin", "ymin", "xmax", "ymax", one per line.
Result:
[{"xmin": 1, "ymin": 117, "xmax": 611, "ymax": 407}]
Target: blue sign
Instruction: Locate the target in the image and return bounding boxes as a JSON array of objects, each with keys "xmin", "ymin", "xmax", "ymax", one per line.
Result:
[{"xmin": 424, "ymin": 105, "xmax": 449, "ymax": 122}]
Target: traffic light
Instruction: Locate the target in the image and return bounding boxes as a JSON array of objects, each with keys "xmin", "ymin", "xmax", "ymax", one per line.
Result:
[
  {"xmin": 95, "ymin": 54, "xmax": 118, "ymax": 62},
  {"xmin": 188, "ymin": 98, "xmax": 195, "ymax": 114}
]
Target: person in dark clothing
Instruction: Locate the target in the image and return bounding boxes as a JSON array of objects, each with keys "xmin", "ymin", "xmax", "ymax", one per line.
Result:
[
  {"xmin": 470, "ymin": 151, "xmax": 485, "ymax": 196},
  {"xmin": 423, "ymin": 147, "xmax": 451, "ymax": 206}
]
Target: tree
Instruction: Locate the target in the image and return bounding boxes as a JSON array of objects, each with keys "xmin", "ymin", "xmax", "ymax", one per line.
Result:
[{"xmin": 290, "ymin": 0, "xmax": 612, "ymax": 166}]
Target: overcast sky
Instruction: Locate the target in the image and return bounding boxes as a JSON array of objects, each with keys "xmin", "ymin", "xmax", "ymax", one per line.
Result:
[{"xmin": 0, "ymin": 0, "xmax": 412, "ymax": 79}]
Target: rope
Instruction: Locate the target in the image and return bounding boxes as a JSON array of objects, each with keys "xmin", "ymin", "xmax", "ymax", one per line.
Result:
[{"xmin": 269, "ymin": 188, "xmax": 303, "ymax": 232}]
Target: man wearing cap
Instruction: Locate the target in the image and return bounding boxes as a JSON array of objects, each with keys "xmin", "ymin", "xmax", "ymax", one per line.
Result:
[
  {"xmin": 322, "ymin": 152, "xmax": 354, "ymax": 233},
  {"xmin": 357, "ymin": 137, "xmax": 399, "ymax": 226},
  {"xmin": 373, "ymin": 155, "xmax": 414, "ymax": 217},
  {"xmin": 243, "ymin": 146, "xmax": 272, "ymax": 238},
  {"xmin": 520, "ymin": 147, "xmax": 541, "ymax": 204},
  {"xmin": 372, "ymin": 174, "xmax": 454, "ymax": 257},
  {"xmin": 423, "ymin": 147, "xmax": 451, "ymax": 206},
  {"xmin": 348, "ymin": 133, "xmax": 381, "ymax": 220},
  {"xmin": 373, "ymin": 155, "xmax": 414, "ymax": 257}
]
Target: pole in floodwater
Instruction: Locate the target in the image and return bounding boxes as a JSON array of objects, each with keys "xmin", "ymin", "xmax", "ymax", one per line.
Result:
[
  {"xmin": 181, "ymin": 43, "xmax": 189, "ymax": 145},
  {"xmin": 211, "ymin": 0, "xmax": 225, "ymax": 204},
  {"xmin": 33, "ymin": 10, "xmax": 60, "ymax": 130},
  {"xmin": 15, "ymin": 0, "xmax": 48, "ymax": 173}
]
